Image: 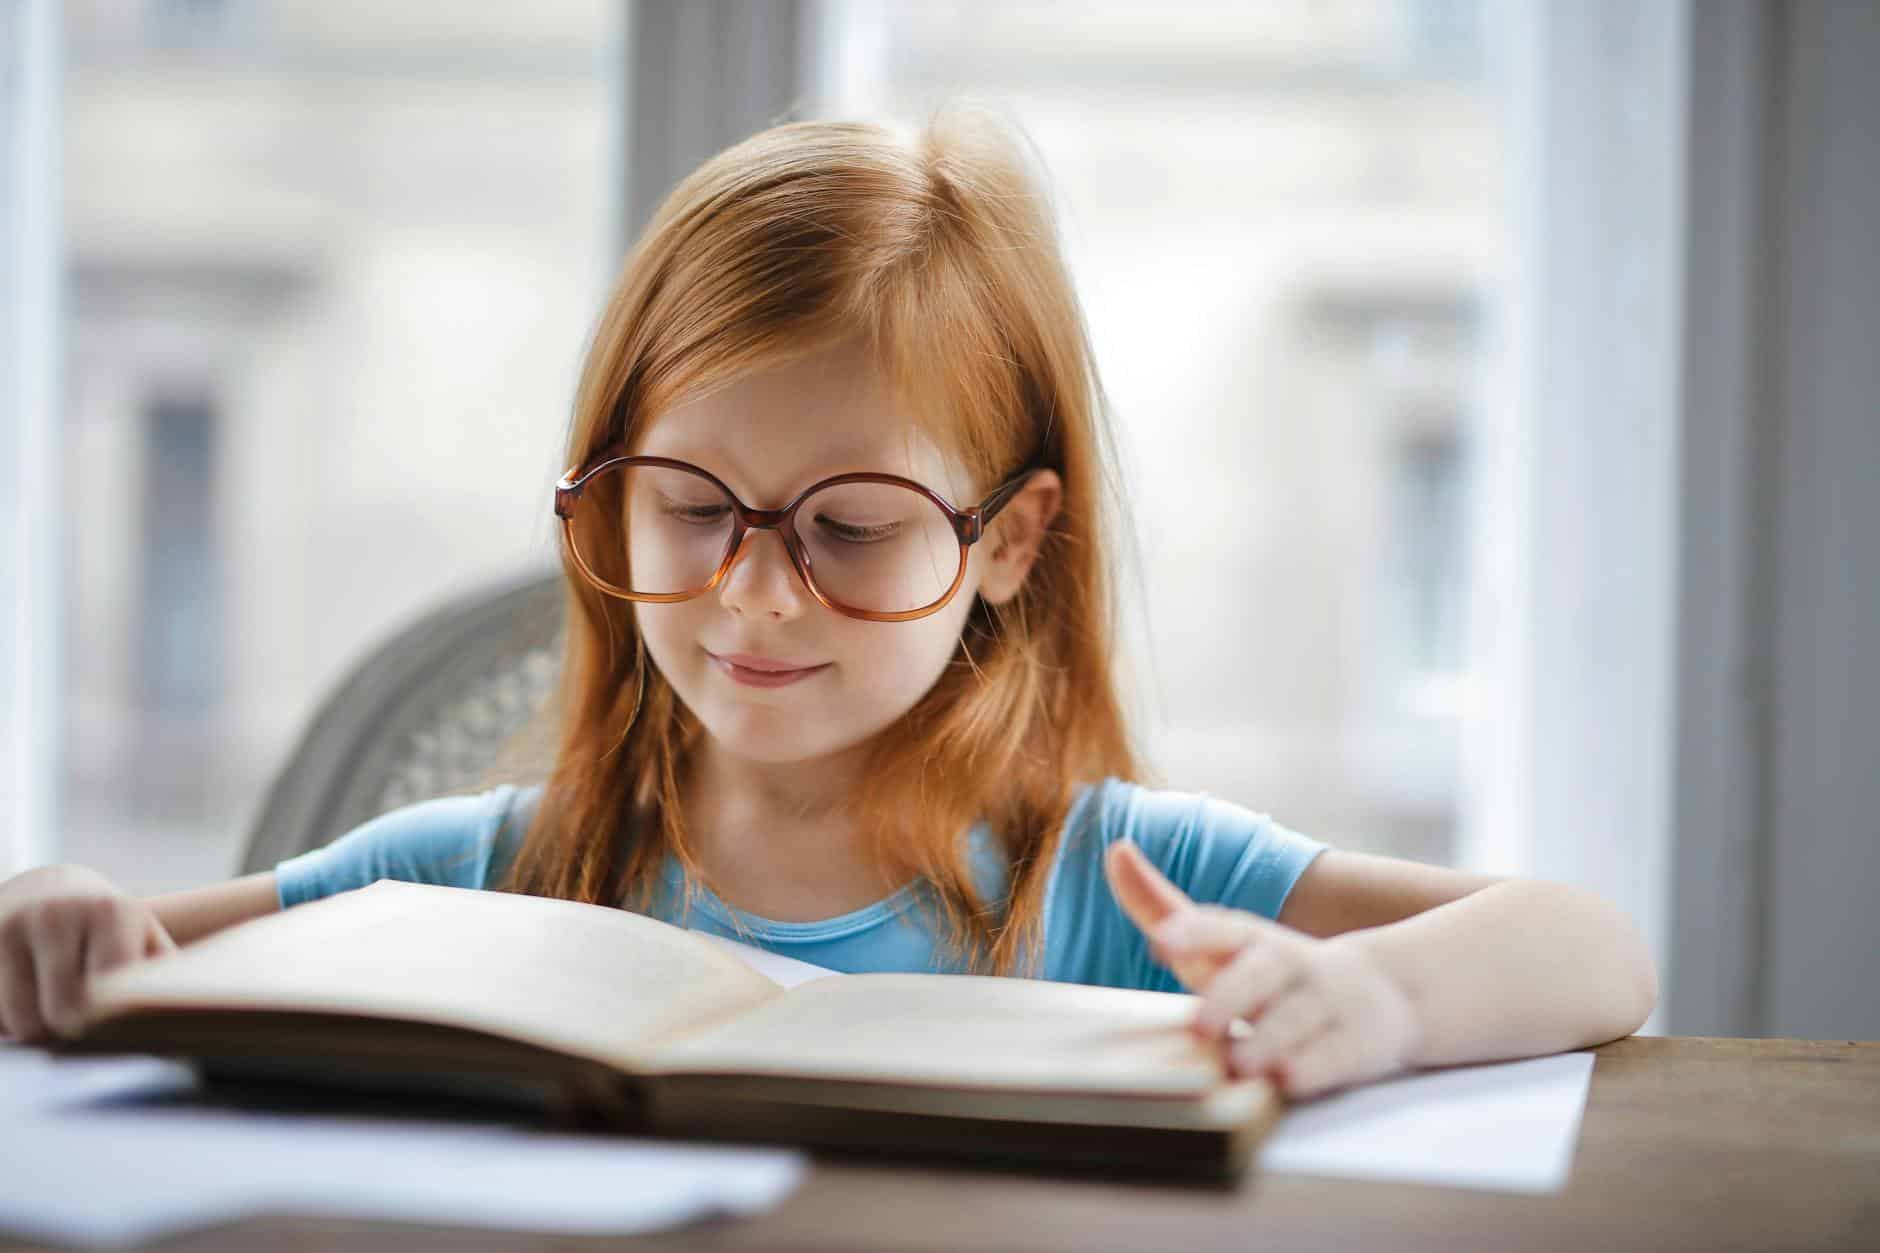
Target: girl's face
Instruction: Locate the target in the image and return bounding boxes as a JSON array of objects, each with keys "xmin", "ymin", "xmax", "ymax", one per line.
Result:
[{"xmin": 629, "ymin": 341, "xmax": 1055, "ymax": 770}]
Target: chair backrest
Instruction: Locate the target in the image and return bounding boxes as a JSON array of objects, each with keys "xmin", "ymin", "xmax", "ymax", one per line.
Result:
[{"xmin": 241, "ymin": 569, "xmax": 565, "ymax": 875}]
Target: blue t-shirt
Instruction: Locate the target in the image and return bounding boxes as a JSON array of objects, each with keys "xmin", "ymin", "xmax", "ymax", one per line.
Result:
[{"xmin": 275, "ymin": 778, "xmax": 1326, "ymax": 994}]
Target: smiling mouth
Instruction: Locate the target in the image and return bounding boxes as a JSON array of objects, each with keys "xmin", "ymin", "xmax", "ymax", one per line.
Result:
[
  {"xmin": 706, "ymin": 650, "xmax": 831, "ymax": 687},
  {"xmin": 712, "ymin": 651, "xmax": 822, "ymax": 672}
]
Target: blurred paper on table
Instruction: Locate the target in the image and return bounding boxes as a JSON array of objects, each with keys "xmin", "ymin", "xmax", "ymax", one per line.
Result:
[
  {"xmin": 0, "ymin": 1045, "xmax": 806, "ymax": 1249},
  {"xmin": 1259, "ymin": 1052, "xmax": 1596, "ymax": 1194}
]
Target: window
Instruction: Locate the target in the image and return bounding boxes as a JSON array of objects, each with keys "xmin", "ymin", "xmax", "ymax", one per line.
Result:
[
  {"xmin": 138, "ymin": 393, "xmax": 221, "ymax": 719},
  {"xmin": 59, "ymin": 0, "xmax": 623, "ymax": 892},
  {"xmin": 811, "ymin": 0, "xmax": 1512, "ymax": 863}
]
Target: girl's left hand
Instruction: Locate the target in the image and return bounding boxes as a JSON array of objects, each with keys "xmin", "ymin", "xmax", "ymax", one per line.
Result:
[{"xmin": 1104, "ymin": 840, "xmax": 1421, "ymax": 1101}]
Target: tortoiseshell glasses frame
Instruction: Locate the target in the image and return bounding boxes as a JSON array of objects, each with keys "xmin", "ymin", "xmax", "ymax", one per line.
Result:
[{"xmin": 553, "ymin": 447, "xmax": 1044, "ymax": 623}]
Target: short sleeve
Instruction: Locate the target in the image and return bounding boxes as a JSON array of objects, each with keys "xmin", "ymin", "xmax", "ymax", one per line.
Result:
[
  {"xmin": 1118, "ymin": 784, "xmax": 1328, "ymax": 921},
  {"xmin": 273, "ymin": 783, "xmax": 539, "ymax": 909},
  {"xmin": 1040, "ymin": 778, "xmax": 1328, "ymax": 992}
]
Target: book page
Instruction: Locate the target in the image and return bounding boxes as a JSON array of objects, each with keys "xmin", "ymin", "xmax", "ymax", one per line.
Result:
[
  {"xmin": 647, "ymin": 973, "xmax": 1228, "ymax": 1096},
  {"xmin": 83, "ymin": 881, "xmax": 783, "ymax": 1072},
  {"xmin": 688, "ymin": 932, "xmax": 839, "ymax": 989}
]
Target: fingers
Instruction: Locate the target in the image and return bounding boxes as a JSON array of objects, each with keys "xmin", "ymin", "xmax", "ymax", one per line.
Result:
[
  {"xmin": 1106, "ymin": 843, "xmax": 1295, "ymax": 993},
  {"xmin": 1102, "ymin": 840, "xmax": 1192, "ymax": 934},
  {"xmin": 1106, "ymin": 844, "xmax": 1227, "ymax": 992},
  {"xmin": 85, "ymin": 900, "xmax": 149, "ymax": 975},
  {"xmin": 1143, "ymin": 906, "xmax": 1254, "ymax": 994},
  {"xmin": 27, "ymin": 907, "xmax": 87, "ymax": 1038},
  {"xmin": 1153, "ymin": 906, "xmax": 1268, "ymax": 957},
  {"xmin": 1193, "ymin": 938, "xmax": 1305, "ymax": 1038},
  {"xmin": 1227, "ymin": 984, "xmax": 1336, "ymax": 1076},
  {"xmin": 0, "ymin": 918, "xmax": 44, "ymax": 1042},
  {"xmin": 1151, "ymin": 938, "xmax": 1231, "ymax": 996},
  {"xmin": 1168, "ymin": 920, "xmax": 1353, "ymax": 1094},
  {"xmin": 1105, "ymin": 846, "xmax": 1415, "ymax": 1102},
  {"xmin": 1223, "ymin": 940, "xmax": 1419, "ymax": 1100},
  {"xmin": 0, "ymin": 897, "xmax": 168, "ymax": 1043},
  {"xmin": 1268, "ymin": 1025, "xmax": 1359, "ymax": 1100}
]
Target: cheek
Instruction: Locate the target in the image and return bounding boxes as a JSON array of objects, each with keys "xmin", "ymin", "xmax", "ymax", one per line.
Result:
[
  {"xmin": 840, "ymin": 622, "xmax": 948, "ymax": 684},
  {"xmin": 835, "ymin": 602, "xmax": 975, "ymax": 703},
  {"xmin": 632, "ymin": 602, "xmax": 703, "ymax": 680}
]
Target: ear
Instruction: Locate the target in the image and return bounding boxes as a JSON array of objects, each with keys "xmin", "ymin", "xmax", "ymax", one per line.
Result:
[{"xmin": 976, "ymin": 469, "xmax": 1063, "ymax": 606}]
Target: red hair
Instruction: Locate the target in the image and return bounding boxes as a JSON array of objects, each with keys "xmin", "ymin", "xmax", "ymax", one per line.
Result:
[{"xmin": 501, "ymin": 110, "xmax": 1146, "ymax": 974}]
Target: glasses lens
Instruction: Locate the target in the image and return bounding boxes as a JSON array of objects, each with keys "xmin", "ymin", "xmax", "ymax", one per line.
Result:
[
  {"xmin": 567, "ymin": 463, "xmax": 736, "ymax": 596},
  {"xmin": 796, "ymin": 481, "xmax": 961, "ymax": 615}
]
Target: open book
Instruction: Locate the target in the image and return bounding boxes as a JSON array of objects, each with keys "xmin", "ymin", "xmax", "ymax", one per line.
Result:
[{"xmin": 60, "ymin": 881, "xmax": 1281, "ymax": 1177}]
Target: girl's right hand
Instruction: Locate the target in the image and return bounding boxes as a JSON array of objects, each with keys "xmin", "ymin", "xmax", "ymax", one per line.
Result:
[{"xmin": 0, "ymin": 865, "xmax": 176, "ymax": 1042}]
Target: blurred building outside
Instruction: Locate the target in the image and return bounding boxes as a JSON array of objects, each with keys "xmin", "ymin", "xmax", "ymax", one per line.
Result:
[{"xmin": 61, "ymin": 0, "xmax": 622, "ymax": 892}]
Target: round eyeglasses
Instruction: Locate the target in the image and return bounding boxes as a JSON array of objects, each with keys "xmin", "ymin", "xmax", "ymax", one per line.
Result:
[{"xmin": 553, "ymin": 450, "xmax": 1042, "ymax": 622}]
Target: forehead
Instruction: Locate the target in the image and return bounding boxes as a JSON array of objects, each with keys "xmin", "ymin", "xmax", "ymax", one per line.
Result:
[{"xmin": 633, "ymin": 342, "xmax": 970, "ymax": 502}]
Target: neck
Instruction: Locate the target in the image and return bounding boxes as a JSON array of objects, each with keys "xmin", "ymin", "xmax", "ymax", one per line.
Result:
[
  {"xmin": 687, "ymin": 737, "xmax": 869, "ymax": 823},
  {"xmin": 679, "ymin": 737, "xmax": 906, "ymax": 916}
]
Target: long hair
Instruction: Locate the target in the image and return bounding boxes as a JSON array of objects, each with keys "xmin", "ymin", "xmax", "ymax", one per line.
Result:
[{"xmin": 500, "ymin": 109, "xmax": 1146, "ymax": 974}]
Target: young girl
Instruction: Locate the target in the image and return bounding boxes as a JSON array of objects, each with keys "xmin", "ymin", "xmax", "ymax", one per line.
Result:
[{"xmin": 0, "ymin": 112, "xmax": 1656, "ymax": 1101}]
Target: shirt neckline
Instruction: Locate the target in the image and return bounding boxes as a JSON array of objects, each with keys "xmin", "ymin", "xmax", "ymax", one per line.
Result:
[
  {"xmin": 659, "ymin": 854, "xmax": 930, "ymax": 942},
  {"xmin": 658, "ymin": 819, "xmax": 1006, "ymax": 944}
]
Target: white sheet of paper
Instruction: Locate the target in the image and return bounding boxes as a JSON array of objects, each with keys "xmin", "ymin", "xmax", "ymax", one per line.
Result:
[
  {"xmin": 0, "ymin": 1046, "xmax": 805, "ymax": 1249},
  {"xmin": 1259, "ymin": 1051, "xmax": 1596, "ymax": 1193}
]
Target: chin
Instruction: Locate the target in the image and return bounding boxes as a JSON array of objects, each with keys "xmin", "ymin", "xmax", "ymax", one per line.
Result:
[
  {"xmin": 695, "ymin": 706, "xmax": 850, "ymax": 764},
  {"xmin": 728, "ymin": 736, "xmax": 864, "ymax": 769}
]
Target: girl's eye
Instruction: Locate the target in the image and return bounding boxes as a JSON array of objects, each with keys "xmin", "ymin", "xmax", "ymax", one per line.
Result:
[
  {"xmin": 657, "ymin": 495, "xmax": 729, "ymax": 525},
  {"xmin": 814, "ymin": 514, "xmax": 902, "ymax": 544}
]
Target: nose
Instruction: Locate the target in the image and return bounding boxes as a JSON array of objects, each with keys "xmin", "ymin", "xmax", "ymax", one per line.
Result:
[{"xmin": 716, "ymin": 526, "xmax": 808, "ymax": 621}]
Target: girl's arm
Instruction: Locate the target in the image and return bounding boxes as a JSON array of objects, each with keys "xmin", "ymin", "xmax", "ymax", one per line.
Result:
[
  {"xmin": 1305, "ymin": 857, "xmax": 1657, "ymax": 1067},
  {"xmin": 145, "ymin": 873, "xmax": 280, "ymax": 946},
  {"xmin": 1275, "ymin": 848, "xmax": 1506, "ymax": 937},
  {"xmin": 1106, "ymin": 843, "xmax": 1658, "ymax": 1099}
]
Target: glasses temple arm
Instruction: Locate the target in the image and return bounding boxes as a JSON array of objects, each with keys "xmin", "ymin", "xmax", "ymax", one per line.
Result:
[{"xmin": 974, "ymin": 467, "xmax": 1041, "ymax": 529}]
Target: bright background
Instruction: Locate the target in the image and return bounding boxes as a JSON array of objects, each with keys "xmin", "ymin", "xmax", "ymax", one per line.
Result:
[
  {"xmin": 5, "ymin": 0, "xmax": 1877, "ymax": 1042},
  {"xmin": 50, "ymin": 1, "xmax": 1497, "ymax": 889}
]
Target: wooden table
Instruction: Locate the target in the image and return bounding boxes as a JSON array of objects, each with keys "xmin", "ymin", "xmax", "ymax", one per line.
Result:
[{"xmin": 6, "ymin": 1037, "xmax": 1876, "ymax": 1252}]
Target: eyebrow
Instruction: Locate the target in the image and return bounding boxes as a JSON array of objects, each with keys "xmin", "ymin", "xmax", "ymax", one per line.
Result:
[{"xmin": 633, "ymin": 442, "xmax": 940, "ymax": 502}]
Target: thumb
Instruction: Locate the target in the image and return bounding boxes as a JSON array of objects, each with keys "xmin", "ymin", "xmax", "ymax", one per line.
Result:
[
  {"xmin": 1104, "ymin": 839, "xmax": 1193, "ymax": 934},
  {"xmin": 1106, "ymin": 842, "xmax": 1247, "ymax": 1002}
]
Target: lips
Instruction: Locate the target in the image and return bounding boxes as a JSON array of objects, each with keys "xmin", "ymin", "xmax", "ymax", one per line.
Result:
[
  {"xmin": 704, "ymin": 650, "xmax": 832, "ymax": 688},
  {"xmin": 712, "ymin": 652, "xmax": 824, "ymax": 673}
]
